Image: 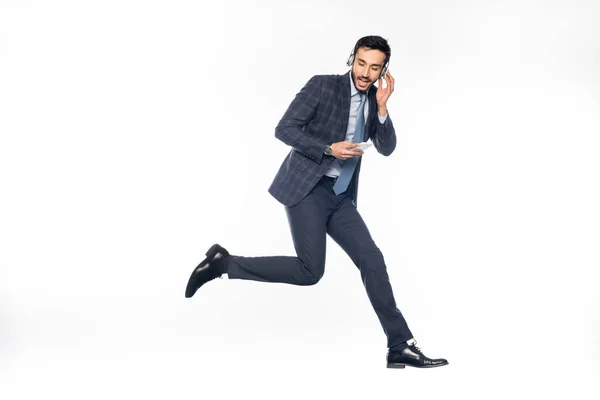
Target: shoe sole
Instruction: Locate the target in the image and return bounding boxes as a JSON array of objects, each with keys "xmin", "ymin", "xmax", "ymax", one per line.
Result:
[
  {"xmin": 386, "ymin": 361, "xmax": 449, "ymax": 369},
  {"xmin": 387, "ymin": 364, "xmax": 406, "ymax": 369}
]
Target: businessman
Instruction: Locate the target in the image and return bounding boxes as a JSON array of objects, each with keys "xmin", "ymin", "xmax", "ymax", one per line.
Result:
[{"xmin": 185, "ymin": 36, "xmax": 448, "ymax": 369}]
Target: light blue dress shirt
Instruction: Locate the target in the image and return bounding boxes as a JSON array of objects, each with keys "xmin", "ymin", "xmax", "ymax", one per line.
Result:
[{"xmin": 324, "ymin": 73, "xmax": 388, "ymax": 178}]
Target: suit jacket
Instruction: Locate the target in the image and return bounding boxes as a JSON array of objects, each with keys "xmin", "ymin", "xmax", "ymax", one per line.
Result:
[{"xmin": 268, "ymin": 71, "xmax": 397, "ymax": 207}]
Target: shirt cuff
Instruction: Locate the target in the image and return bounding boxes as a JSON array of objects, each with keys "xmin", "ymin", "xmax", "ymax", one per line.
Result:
[{"xmin": 378, "ymin": 113, "xmax": 388, "ymax": 124}]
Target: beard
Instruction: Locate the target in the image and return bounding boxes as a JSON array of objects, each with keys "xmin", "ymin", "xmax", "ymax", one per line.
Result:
[{"xmin": 351, "ymin": 70, "xmax": 372, "ymax": 92}]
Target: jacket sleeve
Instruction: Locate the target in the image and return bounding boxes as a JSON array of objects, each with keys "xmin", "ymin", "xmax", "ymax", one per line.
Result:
[
  {"xmin": 274, "ymin": 75, "xmax": 328, "ymax": 164},
  {"xmin": 371, "ymin": 112, "xmax": 397, "ymax": 156}
]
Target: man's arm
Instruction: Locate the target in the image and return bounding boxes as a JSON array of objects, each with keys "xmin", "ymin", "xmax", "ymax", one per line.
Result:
[
  {"xmin": 372, "ymin": 71, "xmax": 397, "ymax": 156},
  {"xmin": 274, "ymin": 75, "xmax": 328, "ymax": 164},
  {"xmin": 371, "ymin": 112, "xmax": 397, "ymax": 156}
]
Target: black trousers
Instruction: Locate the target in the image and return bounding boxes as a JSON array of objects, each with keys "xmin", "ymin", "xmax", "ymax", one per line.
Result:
[{"xmin": 227, "ymin": 175, "xmax": 413, "ymax": 348}]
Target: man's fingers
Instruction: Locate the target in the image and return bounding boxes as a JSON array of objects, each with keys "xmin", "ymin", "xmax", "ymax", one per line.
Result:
[
  {"xmin": 344, "ymin": 150, "xmax": 363, "ymax": 158},
  {"xmin": 335, "ymin": 142, "xmax": 363, "ymax": 159}
]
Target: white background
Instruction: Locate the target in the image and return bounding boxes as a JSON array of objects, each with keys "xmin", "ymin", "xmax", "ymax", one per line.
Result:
[{"xmin": 1, "ymin": 0, "xmax": 599, "ymax": 399}]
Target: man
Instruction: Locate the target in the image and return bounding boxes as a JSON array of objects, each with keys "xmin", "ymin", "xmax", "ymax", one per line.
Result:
[{"xmin": 185, "ymin": 36, "xmax": 448, "ymax": 369}]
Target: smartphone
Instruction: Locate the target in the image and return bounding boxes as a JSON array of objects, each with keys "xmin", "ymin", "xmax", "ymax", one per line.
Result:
[{"xmin": 350, "ymin": 142, "xmax": 373, "ymax": 151}]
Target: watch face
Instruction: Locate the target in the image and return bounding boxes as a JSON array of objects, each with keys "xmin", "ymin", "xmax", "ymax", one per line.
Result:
[{"xmin": 325, "ymin": 146, "xmax": 332, "ymax": 155}]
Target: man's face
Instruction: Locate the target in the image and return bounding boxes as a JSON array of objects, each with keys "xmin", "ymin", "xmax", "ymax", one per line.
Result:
[{"xmin": 351, "ymin": 46, "xmax": 387, "ymax": 92}]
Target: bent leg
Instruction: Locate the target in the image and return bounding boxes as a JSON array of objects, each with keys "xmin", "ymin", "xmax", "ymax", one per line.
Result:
[{"xmin": 227, "ymin": 183, "xmax": 330, "ymax": 286}]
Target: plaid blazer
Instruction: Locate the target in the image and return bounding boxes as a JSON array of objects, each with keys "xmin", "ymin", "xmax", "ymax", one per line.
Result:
[{"xmin": 268, "ymin": 71, "xmax": 397, "ymax": 207}]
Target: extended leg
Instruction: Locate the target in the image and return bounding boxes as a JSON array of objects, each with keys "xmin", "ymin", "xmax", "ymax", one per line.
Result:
[{"xmin": 326, "ymin": 196, "xmax": 413, "ymax": 347}]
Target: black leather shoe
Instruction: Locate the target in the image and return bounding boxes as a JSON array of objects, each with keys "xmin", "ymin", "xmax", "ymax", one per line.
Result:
[
  {"xmin": 185, "ymin": 243, "xmax": 229, "ymax": 298},
  {"xmin": 386, "ymin": 342, "xmax": 449, "ymax": 369}
]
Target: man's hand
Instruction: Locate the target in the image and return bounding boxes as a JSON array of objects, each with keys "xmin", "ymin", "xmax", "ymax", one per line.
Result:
[
  {"xmin": 331, "ymin": 141, "xmax": 364, "ymax": 160},
  {"xmin": 376, "ymin": 71, "xmax": 395, "ymax": 116}
]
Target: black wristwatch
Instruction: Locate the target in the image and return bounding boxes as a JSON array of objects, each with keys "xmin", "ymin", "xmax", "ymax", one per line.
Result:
[{"xmin": 324, "ymin": 145, "xmax": 333, "ymax": 156}]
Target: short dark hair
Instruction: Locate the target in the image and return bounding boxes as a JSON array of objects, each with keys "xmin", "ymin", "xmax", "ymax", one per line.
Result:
[{"xmin": 350, "ymin": 35, "xmax": 391, "ymax": 66}]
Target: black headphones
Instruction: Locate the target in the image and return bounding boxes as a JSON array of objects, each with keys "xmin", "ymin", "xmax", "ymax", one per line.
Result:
[{"xmin": 346, "ymin": 45, "xmax": 390, "ymax": 79}]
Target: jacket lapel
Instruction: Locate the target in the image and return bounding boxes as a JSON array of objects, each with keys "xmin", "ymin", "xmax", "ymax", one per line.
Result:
[{"xmin": 339, "ymin": 72, "xmax": 351, "ymax": 141}]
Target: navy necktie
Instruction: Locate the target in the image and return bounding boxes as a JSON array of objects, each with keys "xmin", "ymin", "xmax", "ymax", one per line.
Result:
[{"xmin": 333, "ymin": 93, "xmax": 366, "ymax": 195}]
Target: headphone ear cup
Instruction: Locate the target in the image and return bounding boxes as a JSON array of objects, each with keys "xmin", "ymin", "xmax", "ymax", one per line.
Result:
[
  {"xmin": 380, "ymin": 65, "xmax": 388, "ymax": 79},
  {"xmin": 347, "ymin": 53, "xmax": 354, "ymax": 67}
]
